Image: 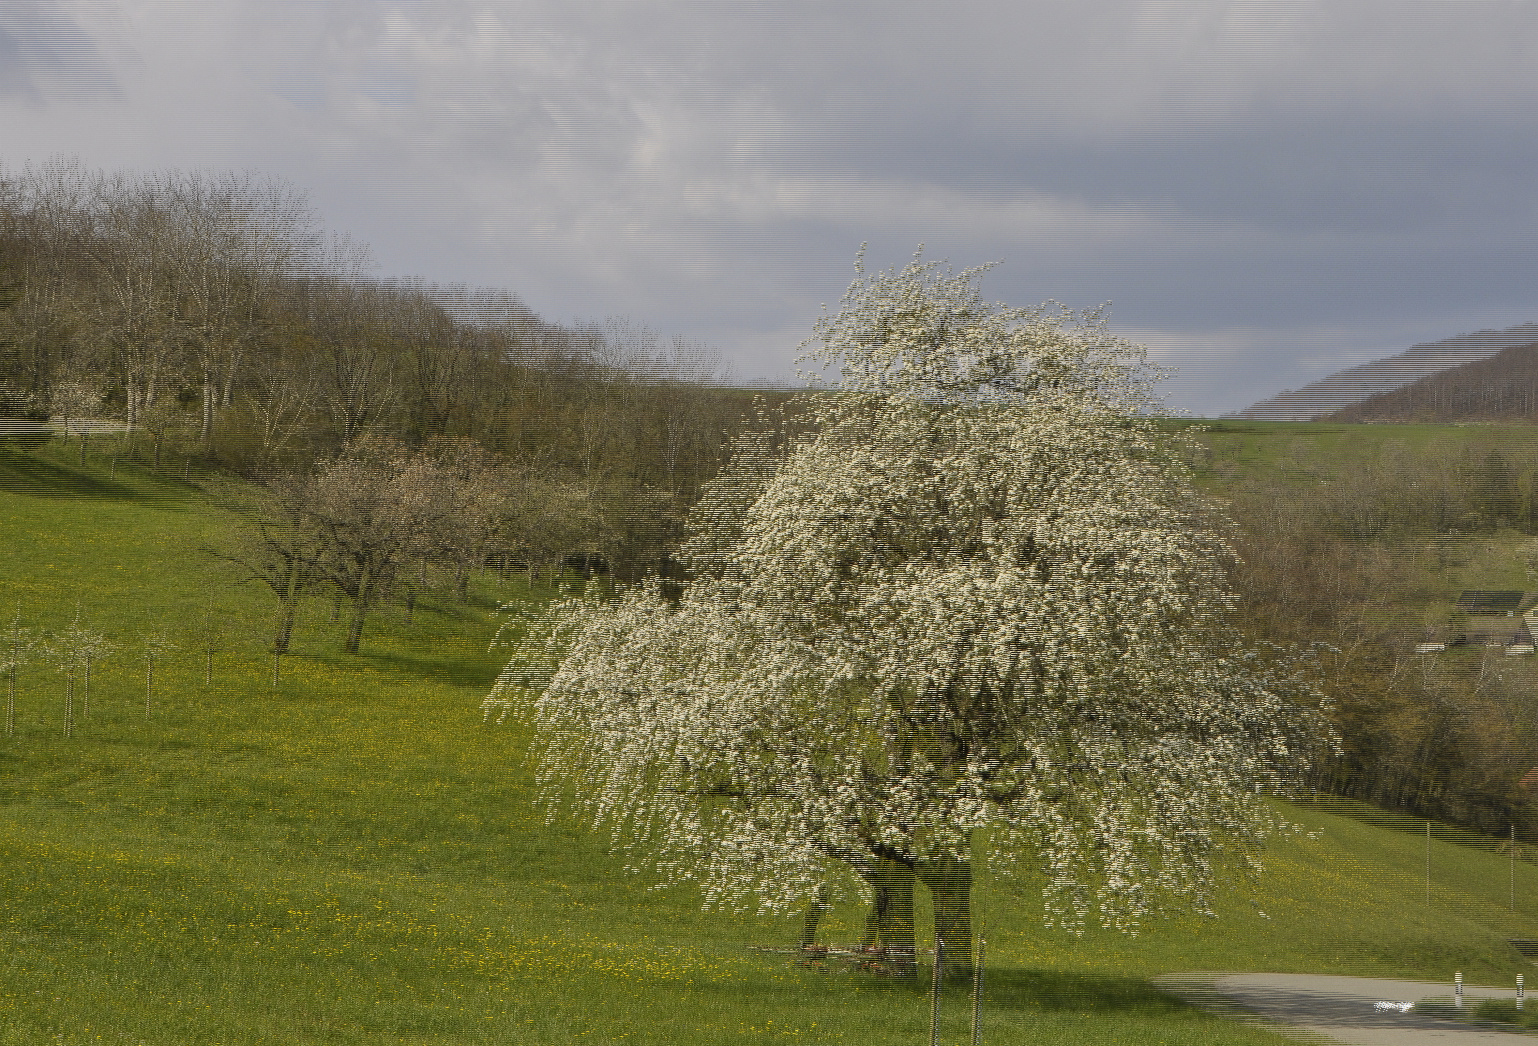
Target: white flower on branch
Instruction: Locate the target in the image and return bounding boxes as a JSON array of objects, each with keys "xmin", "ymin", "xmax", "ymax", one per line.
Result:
[{"xmin": 487, "ymin": 248, "xmax": 1333, "ymax": 978}]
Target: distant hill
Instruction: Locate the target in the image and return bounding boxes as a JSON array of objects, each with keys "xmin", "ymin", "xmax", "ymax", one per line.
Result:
[
  {"xmin": 1326, "ymin": 340, "xmax": 1538, "ymax": 423},
  {"xmin": 1229, "ymin": 323, "xmax": 1538, "ymax": 420}
]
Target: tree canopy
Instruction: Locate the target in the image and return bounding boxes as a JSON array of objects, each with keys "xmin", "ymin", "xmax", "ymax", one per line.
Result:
[{"xmin": 488, "ymin": 250, "xmax": 1330, "ymax": 978}]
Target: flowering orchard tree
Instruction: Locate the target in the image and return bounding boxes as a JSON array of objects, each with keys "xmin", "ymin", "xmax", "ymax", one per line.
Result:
[{"xmin": 487, "ymin": 250, "xmax": 1330, "ymax": 980}]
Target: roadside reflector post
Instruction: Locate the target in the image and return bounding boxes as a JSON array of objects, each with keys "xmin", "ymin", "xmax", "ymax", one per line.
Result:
[
  {"xmin": 971, "ymin": 935, "xmax": 984, "ymax": 1046},
  {"xmin": 1426, "ymin": 821, "xmax": 1431, "ymax": 905},
  {"xmin": 1520, "ymin": 973, "xmax": 1525, "ymax": 1012},
  {"xmin": 1456, "ymin": 971, "xmax": 1463, "ymax": 1009},
  {"xmin": 929, "ymin": 938, "xmax": 943, "ymax": 1046}
]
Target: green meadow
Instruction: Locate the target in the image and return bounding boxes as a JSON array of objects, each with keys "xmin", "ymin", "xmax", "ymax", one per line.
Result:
[{"xmin": 5, "ymin": 436, "xmax": 1538, "ymax": 1045}]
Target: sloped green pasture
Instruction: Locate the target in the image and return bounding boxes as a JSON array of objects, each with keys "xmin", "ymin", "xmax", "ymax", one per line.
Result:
[{"xmin": 1, "ymin": 437, "xmax": 1537, "ymax": 1044}]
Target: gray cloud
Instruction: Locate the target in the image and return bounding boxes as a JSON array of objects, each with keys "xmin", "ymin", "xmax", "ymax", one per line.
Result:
[
  {"xmin": 6, "ymin": 0, "xmax": 1538, "ymax": 414},
  {"xmin": 0, "ymin": 3, "xmax": 117, "ymax": 100}
]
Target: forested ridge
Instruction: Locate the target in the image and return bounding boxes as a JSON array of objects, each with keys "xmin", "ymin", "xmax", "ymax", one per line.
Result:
[{"xmin": 1330, "ymin": 341, "xmax": 1538, "ymax": 423}]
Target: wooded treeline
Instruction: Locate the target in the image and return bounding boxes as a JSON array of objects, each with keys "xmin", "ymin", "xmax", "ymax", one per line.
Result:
[
  {"xmin": 1330, "ymin": 342, "xmax": 1538, "ymax": 423},
  {"xmin": 0, "ymin": 161, "xmax": 784, "ymax": 579}
]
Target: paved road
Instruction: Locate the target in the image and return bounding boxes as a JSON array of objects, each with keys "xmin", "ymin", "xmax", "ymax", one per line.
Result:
[
  {"xmin": 1157, "ymin": 972, "xmax": 1535, "ymax": 1044},
  {"xmin": 0, "ymin": 418, "xmax": 126, "ymax": 436}
]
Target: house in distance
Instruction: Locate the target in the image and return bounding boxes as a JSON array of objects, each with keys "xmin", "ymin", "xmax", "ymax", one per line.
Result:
[{"xmin": 1443, "ymin": 590, "xmax": 1538, "ymax": 654}]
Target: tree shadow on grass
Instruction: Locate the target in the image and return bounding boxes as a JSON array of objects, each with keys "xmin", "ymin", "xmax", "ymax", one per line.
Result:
[
  {"xmin": 796, "ymin": 961, "xmax": 1211, "ymax": 1020},
  {"xmin": 353, "ymin": 649, "xmax": 503, "ymax": 689},
  {"xmin": 982, "ymin": 967, "xmax": 1196, "ymax": 1018},
  {"xmin": 674, "ymin": 958, "xmax": 1226, "ymax": 1043},
  {"xmin": 0, "ymin": 449, "xmax": 137, "ymax": 497}
]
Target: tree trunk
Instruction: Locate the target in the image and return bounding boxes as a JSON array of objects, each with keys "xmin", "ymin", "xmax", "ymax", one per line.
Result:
[
  {"xmin": 221, "ymin": 353, "xmax": 238, "ymax": 407},
  {"xmin": 861, "ymin": 856, "xmax": 916, "ymax": 975},
  {"xmin": 345, "ymin": 603, "xmax": 367, "ymax": 653},
  {"xmin": 798, "ymin": 884, "xmax": 832, "ymax": 951},
  {"xmin": 201, "ymin": 366, "xmax": 214, "ymax": 442},
  {"xmin": 344, "ymin": 576, "xmax": 372, "ymax": 654},
  {"xmin": 916, "ymin": 855, "xmax": 973, "ymax": 984},
  {"xmin": 275, "ymin": 602, "xmax": 296, "ymax": 655}
]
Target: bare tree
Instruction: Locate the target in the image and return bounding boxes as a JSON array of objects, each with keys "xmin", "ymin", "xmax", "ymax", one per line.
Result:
[
  {"xmin": 302, "ymin": 438, "xmax": 447, "ymax": 653},
  {"xmin": 495, "ymin": 469, "xmax": 612, "ymax": 585},
  {"xmin": 138, "ymin": 397, "xmax": 190, "ymax": 471},
  {"xmin": 1, "ymin": 167, "xmax": 99, "ymax": 424},
  {"xmin": 235, "ymin": 337, "xmax": 318, "ymax": 468},
  {"xmin": 391, "ymin": 282, "xmax": 472, "ymax": 441},
  {"xmin": 279, "ymin": 240, "xmax": 395, "ymax": 447},
  {"xmin": 420, "ymin": 438, "xmax": 509, "ymax": 601},
  {"xmin": 70, "ymin": 170, "xmax": 185, "ymax": 436},
  {"xmin": 50, "ymin": 375, "xmax": 104, "ymax": 464},
  {"xmin": 162, "ymin": 171, "xmax": 315, "ymax": 445},
  {"xmin": 217, "ymin": 489, "xmax": 326, "ymax": 663}
]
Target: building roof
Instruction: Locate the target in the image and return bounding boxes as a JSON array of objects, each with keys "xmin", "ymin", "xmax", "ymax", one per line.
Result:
[{"xmin": 1456, "ymin": 590, "xmax": 1526, "ymax": 613}]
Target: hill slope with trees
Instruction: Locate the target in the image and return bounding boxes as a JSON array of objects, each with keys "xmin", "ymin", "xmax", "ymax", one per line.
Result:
[
  {"xmin": 1231, "ymin": 324, "xmax": 1538, "ymax": 421},
  {"xmin": 0, "ymin": 160, "xmax": 789, "ymax": 580},
  {"xmin": 1198, "ymin": 421, "xmax": 1538, "ymax": 835},
  {"xmin": 1328, "ymin": 341, "xmax": 1538, "ymax": 423}
]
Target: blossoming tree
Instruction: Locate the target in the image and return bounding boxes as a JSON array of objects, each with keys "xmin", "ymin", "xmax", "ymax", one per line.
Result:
[{"xmin": 487, "ymin": 250, "xmax": 1329, "ymax": 980}]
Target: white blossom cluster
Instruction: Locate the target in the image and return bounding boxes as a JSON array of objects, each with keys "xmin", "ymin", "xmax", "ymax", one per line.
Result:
[{"xmin": 486, "ymin": 250, "xmax": 1331, "ymax": 934}]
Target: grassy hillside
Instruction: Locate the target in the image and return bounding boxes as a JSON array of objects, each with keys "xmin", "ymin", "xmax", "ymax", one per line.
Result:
[
  {"xmin": 1191, "ymin": 419, "xmax": 1538, "ymax": 633},
  {"xmin": 1179, "ymin": 420, "xmax": 1538, "ymax": 830},
  {"xmin": 3, "ymin": 436, "xmax": 1538, "ymax": 1045}
]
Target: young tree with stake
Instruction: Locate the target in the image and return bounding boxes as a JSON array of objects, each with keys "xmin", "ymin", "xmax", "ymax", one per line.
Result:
[
  {"xmin": 3, "ymin": 610, "xmax": 35, "ymax": 737},
  {"xmin": 76, "ymin": 626, "xmax": 113, "ymax": 719},
  {"xmin": 142, "ymin": 632, "xmax": 176, "ymax": 717},
  {"xmin": 45, "ymin": 609, "xmax": 109, "ymax": 736},
  {"xmin": 488, "ymin": 250, "xmax": 1331, "ymax": 981}
]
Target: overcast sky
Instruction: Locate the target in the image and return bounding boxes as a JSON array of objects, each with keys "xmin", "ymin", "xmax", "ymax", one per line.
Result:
[{"xmin": 4, "ymin": 0, "xmax": 1537, "ymax": 415}]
